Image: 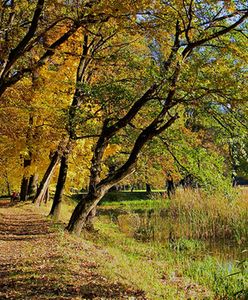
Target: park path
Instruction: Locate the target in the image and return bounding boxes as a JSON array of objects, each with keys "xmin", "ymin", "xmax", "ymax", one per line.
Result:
[{"xmin": 0, "ymin": 200, "xmax": 146, "ymax": 299}]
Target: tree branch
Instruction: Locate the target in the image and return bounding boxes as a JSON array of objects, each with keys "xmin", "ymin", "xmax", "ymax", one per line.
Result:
[
  {"xmin": 98, "ymin": 113, "xmax": 179, "ymax": 188},
  {"xmin": 182, "ymin": 10, "xmax": 248, "ymax": 58},
  {"xmin": 1, "ymin": 0, "xmax": 45, "ymax": 78}
]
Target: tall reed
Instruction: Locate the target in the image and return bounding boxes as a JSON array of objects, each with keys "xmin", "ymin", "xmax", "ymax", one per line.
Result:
[{"xmin": 168, "ymin": 188, "xmax": 248, "ymax": 243}]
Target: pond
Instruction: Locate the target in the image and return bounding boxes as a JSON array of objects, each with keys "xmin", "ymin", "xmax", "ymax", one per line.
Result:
[{"xmin": 97, "ymin": 206, "xmax": 247, "ymax": 263}]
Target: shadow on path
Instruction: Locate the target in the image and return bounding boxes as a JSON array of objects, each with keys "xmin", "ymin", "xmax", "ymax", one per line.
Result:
[{"xmin": 0, "ymin": 201, "xmax": 146, "ymax": 299}]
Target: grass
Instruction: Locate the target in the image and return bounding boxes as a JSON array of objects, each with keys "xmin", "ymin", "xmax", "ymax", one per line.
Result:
[
  {"xmin": 183, "ymin": 256, "xmax": 248, "ymax": 299},
  {"xmin": 100, "ymin": 188, "xmax": 248, "ymax": 243},
  {"xmin": 0, "ymin": 201, "xmax": 147, "ymax": 299},
  {"xmin": 92, "ymin": 220, "xmax": 247, "ymax": 299},
  {"xmin": 99, "ymin": 188, "xmax": 248, "ymax": 299},
  {"xmin": 100, "ymin": 198, "xmax": 169, "ymax": 210},
  {"xmin": 39, "ymin": 189, "xmax": 248, "ymax": 299},
  {"xmin": 73, "ymin": 190, "xmax": 166, "ymax": 204},
  {"xmin": 98, "ymin": 188, "xmax": 248, "ymax": 247},
  {"xmin": 40, "ymin": 198, "xmax": 210, "ymax": 299},
  {"xmin": 84, "ymin": 221, "xmax": 211, "ymax": 299}
]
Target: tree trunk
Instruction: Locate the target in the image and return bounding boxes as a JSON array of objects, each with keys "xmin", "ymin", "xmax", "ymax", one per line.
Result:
[
  {"xmin": 166, "ymin": 178, "xmax": 175, "ymax": 199},
  {"xmin": 85, "ymin": 206, "xmax": 96, "ymax": 231},
  {"xmin": 146, "ymin": 183, "xmax": 151, "ymax": 193},
  {"xmin": 6, "ymin": 180, "xmax": 11, "ymax": 196},
  {"xmin": 33, "ymin": 151, "xmax": 59, "ymax": 206},
  {"xmin": 20, "ymin": 177, "xmax": 29, "ymax": 201},
  {"xmin": 44, "ymin": 187, "xmax": 50, "ymax": 204},
  {"xmin": 49, "ymin": 152, "xmax": 69, "ymax": 219},
  {"xmin": 20, "ymin": 158, "xmax": 32, "ymax": 201},
  {"xmin": 27, "ymin": 174, "xmax": 38, "ymax": 199},
  {"xmin": 67, "ymin": 116, "xmax": 179, "ymax": 234},
  {"xmin": 66, "ymin": 188, "xmax": 106, "ymax": 235}
]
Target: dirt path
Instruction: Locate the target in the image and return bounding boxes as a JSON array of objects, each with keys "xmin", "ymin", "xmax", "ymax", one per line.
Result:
[{"xmin": 0, "ymin": 200, "xmax": 146, "ymax": 299}]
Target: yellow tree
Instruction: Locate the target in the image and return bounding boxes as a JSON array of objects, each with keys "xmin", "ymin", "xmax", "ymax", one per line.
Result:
[{"xmin": 0, "ymin": 0, "xmax": 111, "ymax": 97}]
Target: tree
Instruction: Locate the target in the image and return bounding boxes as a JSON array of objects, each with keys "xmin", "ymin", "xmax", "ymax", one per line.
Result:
[
  {"xmin": 66, "ymin": 1, "xmax": 248, "ymax": 234},
  {"xmin": 49, "ymin": 12, "xmax": 152, "ymax": 219},
  {"xmin": 0, "ymin": 34, "xmax": 78, "ymax": 201},
  {"xmin": 0, "ymin": 0, "xmax": 111, "ymax": 97}
]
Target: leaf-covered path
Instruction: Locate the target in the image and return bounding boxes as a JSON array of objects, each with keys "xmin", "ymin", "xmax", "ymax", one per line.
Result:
[{"xmin": 0, "ymin": 200, "xmax": 146, "ymax": 299}]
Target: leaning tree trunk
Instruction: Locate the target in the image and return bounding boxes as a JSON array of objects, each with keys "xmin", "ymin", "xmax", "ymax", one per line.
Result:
[
  {"xmin": 49, "ymin": 152, "xmax": 69, "ymax": 219},
  {"xmin": 44, "ymin": 187, "xmax": 50, "ymax": 204},
  {"xmin": 67, "ymin": 118, "xmax": 179, "ymax": 234},
  {"xmin": 33, "ymin": 151, "xmax": 60, "ymax": 206},
  {"xmin": 66, "ymin": 187, "xmax": 108, "ymax": 235},
  {"xmin": 85, "ymin": 206, "xmax": 96, "ymax": 231}
]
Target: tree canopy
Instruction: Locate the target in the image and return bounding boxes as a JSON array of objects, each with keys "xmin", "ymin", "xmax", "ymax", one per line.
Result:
[{"xmin": 0, "ymin": 0, "xmax": 247, "ymax": 234}]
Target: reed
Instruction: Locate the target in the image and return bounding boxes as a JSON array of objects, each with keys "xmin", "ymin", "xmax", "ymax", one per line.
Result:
[{"xmin": 168, "ymin": 188, "xmax": 248, "ymax": 243}]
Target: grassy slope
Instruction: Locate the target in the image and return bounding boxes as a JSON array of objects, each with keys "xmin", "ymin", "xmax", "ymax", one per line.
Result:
[
  {"xmin": 71, "ymin": 189, "xmax": 248, "ymax": 299},
  {"xmin": 40, "ymin": 196, "xmax": 212, "ymax": 299}
]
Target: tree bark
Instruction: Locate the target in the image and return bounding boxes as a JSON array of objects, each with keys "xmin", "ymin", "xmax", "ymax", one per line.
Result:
[
  {"xmin": 168, "ymin": 182, "xmax": 175, "ymax": 199},
  {"xmin": 20, "ymin": 177, "xmax": 29, "ymax": 201},
  {"xmin": 20, "ymin": 158, "xmax": 32, "ymax": 201},
  {"xmin": 66, "ymin": 189, "xmax": 106, "ymax": 235},
  {"xmin": 33, "ymin": 151, "xmax": 60, "ymax": 206},
  {"xmin": 6, "ymin": 180, "xmax": 11, "ymax": 196},
  {"xmin": 166, "ymin": 177, "xmax": 175, "ymax": 199},
  {"xmin": 44, "ymin": 187, "xmax": 50, "ymax": 204},
  {"xmin": 85, "ymin": 206, "xmax": 96, "ymax": 231},
  {"xmin": 49, "ymin": 151, "xmax": 69, "ymax": 219},
  {"xmin": 146, "ymin": 183, "xmax": 151, "ymax": 193},
  {"xmin": 27, "ymin": 174, "xmax": 38, "ymax": 199}
]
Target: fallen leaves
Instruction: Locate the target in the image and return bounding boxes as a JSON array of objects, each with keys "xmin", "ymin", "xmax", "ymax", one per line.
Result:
[{"xmin": 0, "ymin": 201, "xmax": 147, "ymax": 299}]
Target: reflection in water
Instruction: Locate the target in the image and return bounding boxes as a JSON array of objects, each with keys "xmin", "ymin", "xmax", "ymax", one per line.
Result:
[{"xmin": 97, "ymin": 207, "xmax": 247, "ymax": 262}]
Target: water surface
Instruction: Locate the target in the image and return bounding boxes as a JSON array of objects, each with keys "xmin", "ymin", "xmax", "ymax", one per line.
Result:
[{"xmin": 98, "ymin": 206, "xmax": 247, "ymax": 263}]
